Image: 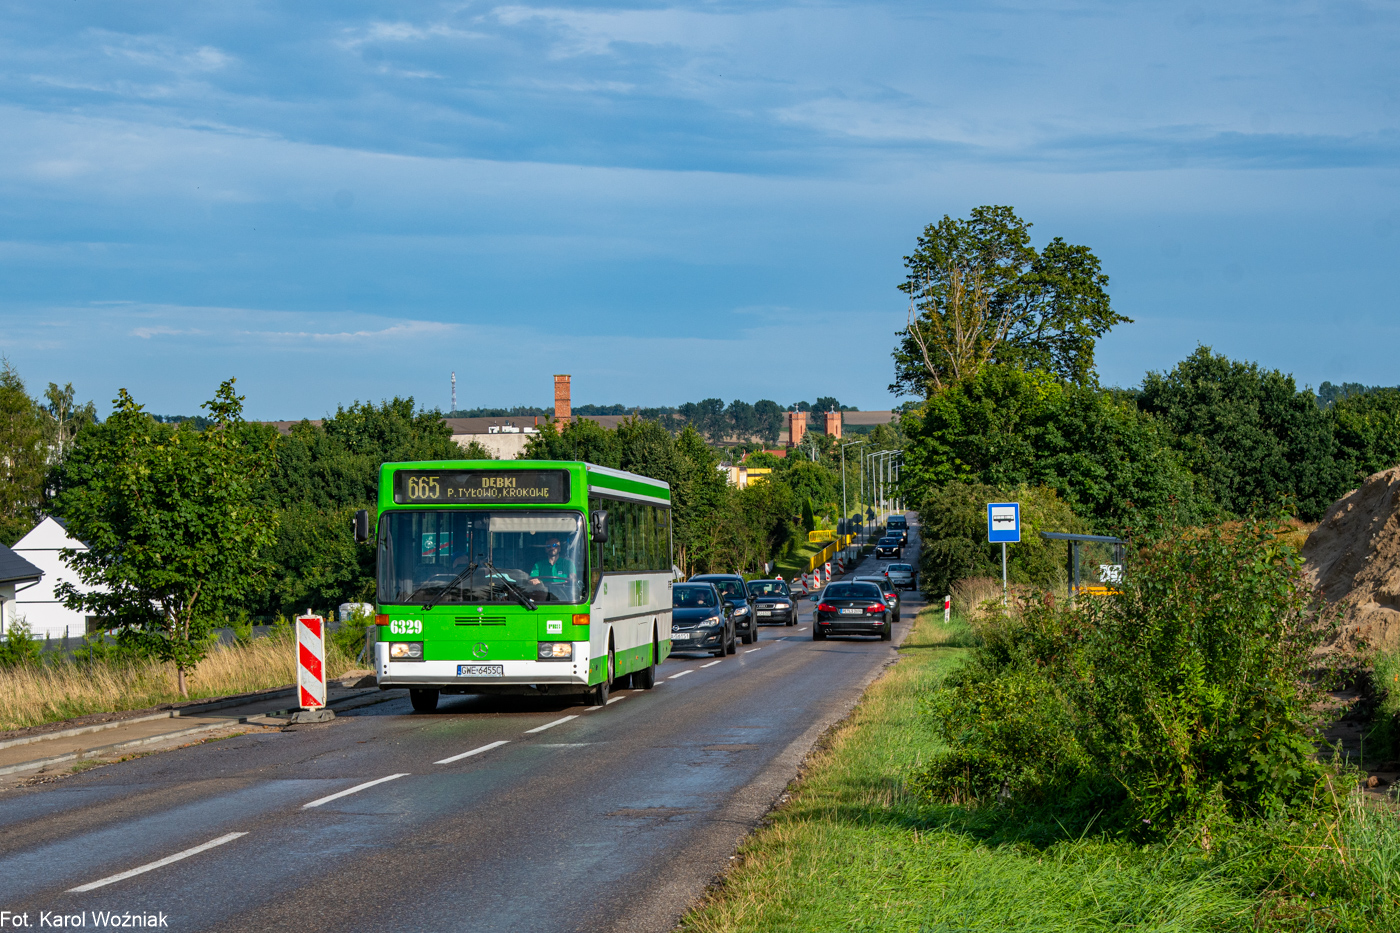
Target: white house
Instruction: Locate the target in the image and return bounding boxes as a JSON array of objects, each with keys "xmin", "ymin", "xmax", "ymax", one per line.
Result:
[
  {"xmin": 12, "ymin": 517, "xmax": 97, "ymax": 639},
  {"xmin": 0, "ymin": 544, "xmax": 43, "ymax": 637}
]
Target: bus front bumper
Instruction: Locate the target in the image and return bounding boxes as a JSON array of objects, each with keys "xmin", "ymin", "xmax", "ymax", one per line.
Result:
[{"xmin": 376, "ymin": 643, "xmax": 592, "ymax": 695}]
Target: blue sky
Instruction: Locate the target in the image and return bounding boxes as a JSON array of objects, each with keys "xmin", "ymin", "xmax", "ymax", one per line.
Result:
[{"xmin": 1, "ymin": 1, "xmax": 1397, "ymax": 419}]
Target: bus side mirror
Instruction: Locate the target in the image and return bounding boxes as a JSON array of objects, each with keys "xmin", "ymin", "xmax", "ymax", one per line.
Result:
[
  {"xmin": 590, "ymin": 510, "xmax": 609, "ymax": 544},
  {"xmin": 353, "ymin": 509, "xmax": 370, "ymax": 544}
]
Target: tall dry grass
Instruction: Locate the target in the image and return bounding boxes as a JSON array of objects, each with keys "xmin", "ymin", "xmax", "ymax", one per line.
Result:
[
  {"xmin": 950, "ymin": 575, "xmax": 1004, "ymax": 622},
  {"xmin": 0, "ymin": 633, "xmax": 361, "ymax": 732}
]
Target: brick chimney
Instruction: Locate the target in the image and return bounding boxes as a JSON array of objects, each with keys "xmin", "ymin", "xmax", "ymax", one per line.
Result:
[
  {"xmin": 787, "ymin": 410, "xmax": 806, "ymax": 448},
  {"xmin": 554, "ymin": 374, "xmax": 571, "ymax": 430},
  {"xmin": 825, "ymin": 410, "xmax": 842, "ymax": 439}
]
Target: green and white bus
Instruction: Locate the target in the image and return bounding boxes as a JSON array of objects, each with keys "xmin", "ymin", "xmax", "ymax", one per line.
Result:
[{"xmin": 360, "ymin": 460, "xmax": 674, "ymax": 712}]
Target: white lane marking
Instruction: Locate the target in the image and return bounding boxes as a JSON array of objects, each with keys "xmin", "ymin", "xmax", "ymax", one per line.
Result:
[
  {"xmin": 303, "ymin": 773, "xmax": 409, "ymax": 809},
  {"xmin": 606, "ymin": 695, "xmax": 627, "ymax": 704},
  {"xmin": 668, "ymin": 669, "xmax": 693, "ymax": 679},
  {"xmin": 525, "ymin": 715, "xmax": 578, "ymax": 734},
  {"xmin": 68, "ymin": 832, "xmax": 248, "ymax": 892},
  {"xmin": 745, "ymin": 648, "xmax": 762, "ymax": 654},
  {"xmin": 435, "ymin": 740, "xmax": 509, "ymax": 764},
  {"xmin": 583, "ymin": 705, "xmax": 603, "ymax": 711},
  {"xmin": 797, "ymin": 627, "xmax": 808, "ymax": 632},
  {"xmin": 701, "ymin": 660, "xmax": 723, "ymax": 668}
]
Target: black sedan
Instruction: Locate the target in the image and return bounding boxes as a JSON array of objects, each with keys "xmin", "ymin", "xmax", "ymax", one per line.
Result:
[
  {"xmin": 874, "ymin": 536, "xmax": 903, "ymax": 559},
  {"xmin": 813, "ymin": 582, "xmax": 893, "ymax": 641},
  {"xmin": 854, "ymin": 575, "xmax": 901, "ymax": 623},
  {"xmin": 745, "ymin": 579, "xmax": 797, "ymax": 626},
  {"xmin": 670, "ymin": 582, "xmax": 735, "ymax": 657},
  {"xmin": 689, "ymin": 574, "xmax": 760, "ymax": 644}
]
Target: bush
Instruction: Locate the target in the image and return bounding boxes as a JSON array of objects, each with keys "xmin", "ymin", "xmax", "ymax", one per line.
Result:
[
  {"xmin": 0, "ymin": 617, "xmax": 42, "ymax": 667},
  {"xmin": 912, "ymin": 515, "xmax": 1336, "ymax": 832}
]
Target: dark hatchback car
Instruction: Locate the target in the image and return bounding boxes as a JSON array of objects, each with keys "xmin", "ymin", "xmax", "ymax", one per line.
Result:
[
  {"xmin": 670, "ymin": 582, "xmax": 735, "ymax": 657},
  {"xmin": 854, "ymin": 575, "xmax": 900, "ymax": 623},
  {"xmin": 814, "ymin": 581, "xmax": 893, "ymax": 641},
  {"xmin": 874, "ymin": 536, "xmax": 904, "ymax": 559},
  {"xmin": 689, "ymin": 574, "xmax": 760, "ymax": 643},
  {"xmin": 745, "ymin": 579, "xmax": 797, "ymax": 626}
]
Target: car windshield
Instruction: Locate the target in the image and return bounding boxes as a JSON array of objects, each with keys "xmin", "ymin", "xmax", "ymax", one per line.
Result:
[
  {"xmin": 747, "ymin": 581, "xmax": 788, "ymax": 597},
  {"xmin": 695, "ymin": 578, "xmax": 745, "ymax": 598},
  {"xmin": 824, "ymin": 583, "xmax": 883, "ymax": 600},
  {"xmin": 673, "ymin": 585, "xmax": 717, "ymax": 608},
  {"xmin": 379, "ymin": 510, "xmax": 586, "ymax": 605},
  {"xmin": 889, "ymin": 564, "xmax": 912, "ymax": 571}
]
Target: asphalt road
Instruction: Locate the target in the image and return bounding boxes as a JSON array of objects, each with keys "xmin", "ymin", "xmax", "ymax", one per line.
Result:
[{"xmin": 0, "ymin": 519, "xmax": 921, "ymax": 933}]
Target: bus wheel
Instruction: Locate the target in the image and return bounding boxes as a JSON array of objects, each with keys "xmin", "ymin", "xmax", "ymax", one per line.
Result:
[
  {"xmin": 409, "ymin": 688, "xmax": 439, "ymax": 713},
  {"xmin": 634, "ymin": 640, "xmax": 657, "ymax": 689}
]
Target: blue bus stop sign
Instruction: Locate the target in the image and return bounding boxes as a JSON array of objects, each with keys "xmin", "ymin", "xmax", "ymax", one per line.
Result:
[{"xmin": 987, "ymin": 502, "xmax": 1021, "ymax": 543}]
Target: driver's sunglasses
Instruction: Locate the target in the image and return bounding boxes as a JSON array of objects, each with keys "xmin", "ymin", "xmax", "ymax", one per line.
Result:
[{"xmin": 546, "ymin": 543, "xmax": 561, "ymax": 550}]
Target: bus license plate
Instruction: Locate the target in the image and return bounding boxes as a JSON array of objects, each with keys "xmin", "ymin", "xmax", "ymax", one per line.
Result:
[
  {"xmin": 840, "ymin": 608, "xmax": 862, "ymax": 615},
  {"xmin": 458, "ymin": 664, "xmax": 503, "ymax": 677}
]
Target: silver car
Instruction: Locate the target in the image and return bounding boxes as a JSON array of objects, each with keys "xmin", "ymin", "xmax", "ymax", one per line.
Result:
[{"xmin": 885, "ymin": 562, "xmax": 915, "ymax": 589}]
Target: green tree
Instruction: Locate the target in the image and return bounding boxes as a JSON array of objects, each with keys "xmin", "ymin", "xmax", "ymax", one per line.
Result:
[
  {"xmin": 914, "ymin": 481, "xmax": 1085, "ymax": 599},
  {"xmin": 0, "ymin": 362, "xmax": 49, "ymax": 545},
  {"xmin": 42, "ymin": 381, "xmax": 98, "ymax": 464},
  {"xmin": 902, "ymin": 364, "xmax": 1201, "ymax": 534},
  {"xmin": 1138, "ymin": 347, "xmax": 1346, "ymax": 521},
  {"xmin": 892, "ymin": 205, "xmax": 1130, "ymax": 397},
  {"xmin": 54, "ymin": 380, "xmax": 278, "ymax": 696},
  {"xmin": 753, "ymin": 400, "xmax": 784, "ymax": 447},
  {"xmin": 1330, "ymin": 387, "xmax": 1400, "ymax": 485},
  {"xmin": 250, "ymin": 398, "xmax": 458, "ymax": 616}
]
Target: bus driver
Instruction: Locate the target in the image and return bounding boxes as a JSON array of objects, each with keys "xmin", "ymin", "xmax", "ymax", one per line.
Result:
[{"xmin": 529, "ymin": 537, "xmax": 576, "ymax": 587}]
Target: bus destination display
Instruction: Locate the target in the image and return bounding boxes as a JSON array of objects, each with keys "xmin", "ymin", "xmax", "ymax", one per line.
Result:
[{"xmin": 394, "ymin": 470, "xmax": 570, "ymax": 505}]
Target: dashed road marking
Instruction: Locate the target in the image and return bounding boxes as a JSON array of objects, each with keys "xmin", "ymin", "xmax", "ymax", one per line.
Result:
[
  {"xmin": 525, "ymin": 715, "xmax": 578, "ymax": 734},
  {"xmin": 668, "ymin": 669, "xmax": 693, "ymax": 680},
  {"xmin": 745, "ymin": 648, "xmax": 762, "ymax": 654},
  {"xmin": 435, "ymin": 740, "xmax": 509, "ymax": 764},
  {"xmin": 606, "ymin": 695, "xmax": 627, "ymax": 705},
  {"xmin": 303, "ymin": 773, "xmax": 408, "ymax": 809},
  {"xmin": 69, "ymin": 832, "xmax": 248, "ymax": 892},
  {"xmin": 701, "ymin": 660, "xmax": 723, "ymax": 668}
]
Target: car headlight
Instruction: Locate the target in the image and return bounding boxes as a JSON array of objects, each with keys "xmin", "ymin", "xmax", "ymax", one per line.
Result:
[
  {"xmin": 389, "ymin": 642, "xmax": 424, "ymax": 660},
  {"xmin": 702, "ymin": 616, "xmax": 723, "ymax": 627},
  {"xmin": 537, "ymin": 641, "xmax": 573, "ymax": 660},
  {"xmin": 733, "ymin": 605, "xmax": 749, "ymax": 615},
  {"xmin": 773, "ymin": 602, "xmax": 790, "ymax": 609}
]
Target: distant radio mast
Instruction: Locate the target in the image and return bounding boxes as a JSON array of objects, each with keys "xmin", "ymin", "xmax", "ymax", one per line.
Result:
[{"xmin": 451, "ymin": 371, "xmax": 457, "ymax": 414}]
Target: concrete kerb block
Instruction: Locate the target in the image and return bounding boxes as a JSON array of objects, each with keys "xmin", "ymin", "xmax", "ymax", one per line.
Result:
[{"xmin": 286, "ymin": 708, "xmax": 336, "ymax": 726}]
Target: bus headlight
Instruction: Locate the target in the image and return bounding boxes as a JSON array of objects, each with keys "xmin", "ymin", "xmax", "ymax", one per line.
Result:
[
  {"xmin": 389, "ymin": 642, "xmax": 424, "ymax": 660},
  {"xmin": 538, "ymin": 642, "xmax": 573, "ymax": 660}
]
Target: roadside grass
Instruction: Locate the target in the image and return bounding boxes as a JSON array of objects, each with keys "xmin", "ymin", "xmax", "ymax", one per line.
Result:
[
  {"xmin": 0, "ymin": 631, "xmax": 362, "ymax": 732},
  {"xmin": 773, "ymin": 541, "xmax": 828, "ymax": 581},
  {"xmin": 679, "ymin": 606, "xmax": 1400, "ymax": 933}
]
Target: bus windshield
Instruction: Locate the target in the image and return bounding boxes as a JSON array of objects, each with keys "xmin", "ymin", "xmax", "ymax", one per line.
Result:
[{"xmin": 379, "ymin": 510, "xmax": 586, "ymax": 606}]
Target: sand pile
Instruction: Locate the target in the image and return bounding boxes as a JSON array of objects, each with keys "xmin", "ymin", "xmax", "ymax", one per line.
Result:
[{"xmin": 1303, "ymin": 465, "xmax": 1400, "ymax": 653}]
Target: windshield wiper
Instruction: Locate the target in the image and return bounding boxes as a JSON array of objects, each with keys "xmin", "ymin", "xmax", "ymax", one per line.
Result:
[
  {"xmin": 483, "ymin": 558, "xmax": 537, "ymax": 611},
  {"xmin": 422, "ymin": 561, "xmax": 478, "ymax": 611}
]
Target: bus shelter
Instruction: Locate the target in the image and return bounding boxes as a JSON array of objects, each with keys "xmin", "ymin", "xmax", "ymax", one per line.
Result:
[{"xmin": 1041, "ymin": 532, "xmax": 1126, "ymax": 598}]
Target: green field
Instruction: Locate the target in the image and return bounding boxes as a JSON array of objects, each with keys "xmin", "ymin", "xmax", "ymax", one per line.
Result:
[{"xmin": 678, "ymin": 607, "xmax": 1400, "ymax": 933}]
